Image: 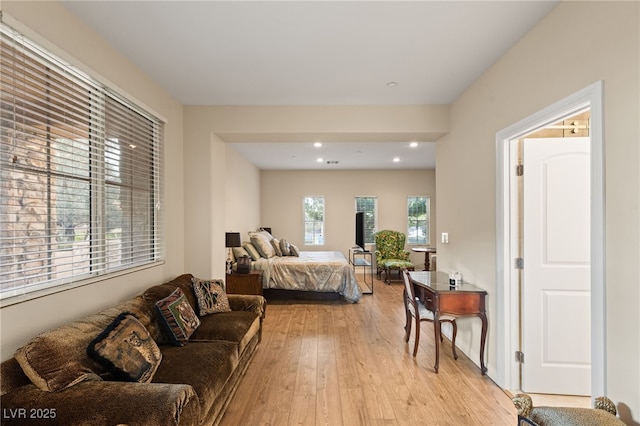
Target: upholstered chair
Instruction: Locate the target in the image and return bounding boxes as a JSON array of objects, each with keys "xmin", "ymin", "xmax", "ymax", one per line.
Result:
[
  {"xmin": 512, "ymin": 393, "xmax": 625, "ymax": 426},
  {"xmin": 374, "ymin": 230, "xmax": 415, "ymax": 283}
]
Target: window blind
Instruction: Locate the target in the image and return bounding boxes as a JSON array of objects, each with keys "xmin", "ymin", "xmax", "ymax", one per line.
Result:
[{"xmin": 0, "ymin": 22, "xmax": 164, "ymax": 299}]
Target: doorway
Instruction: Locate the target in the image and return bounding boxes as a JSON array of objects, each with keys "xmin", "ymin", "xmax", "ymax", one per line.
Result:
[{"xmin": 495, "ymin": 82, "xmax": 605, "ymax": 400}]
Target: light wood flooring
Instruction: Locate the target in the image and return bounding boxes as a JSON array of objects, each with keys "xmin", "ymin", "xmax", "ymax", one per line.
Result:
[{"xmin": 220, "ymin": 276, "xmax": 518, "ymax": 425}]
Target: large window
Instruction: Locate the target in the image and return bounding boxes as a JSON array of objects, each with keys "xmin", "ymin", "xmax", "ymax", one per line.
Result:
[
  {"xmin": 303, "ymin": 196, "xmax": 324, "ymax": 245},
  {"xmin": 355, "ymin": 196, "xmax": 377, "ymax": 245},
  {"xmin": 0, "ymin": 23, "xmax": 164, "ymax": 300},
  {"xmin": 407, "ymin": 196, "xmax": 430, "ymax": 245}
]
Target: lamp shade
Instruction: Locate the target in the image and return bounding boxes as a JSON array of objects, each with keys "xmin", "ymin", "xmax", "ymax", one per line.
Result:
[{"xmin": 225, "ymin": 232, "xmax": 241, "ymax": 248}]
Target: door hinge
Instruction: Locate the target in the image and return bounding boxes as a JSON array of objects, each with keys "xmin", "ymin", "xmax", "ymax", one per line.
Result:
[
  {"xmin": 516, "ymin": 164, "xmax": 524, "ymax": 176},
  {"xmin": 515, "ymin": 257, "xmax": 524, "ymax": 270},
  {"xmin": 515, "ymin": 351, "xmax": 525, "ymax": 363}
]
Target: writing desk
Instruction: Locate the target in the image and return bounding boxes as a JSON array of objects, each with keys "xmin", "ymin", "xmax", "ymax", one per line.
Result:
[{"xmin": 408, "ymin": 271, "xmax": 488, "ymax": 374}]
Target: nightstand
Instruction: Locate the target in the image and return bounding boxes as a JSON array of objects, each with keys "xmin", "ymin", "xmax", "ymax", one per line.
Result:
[{"xmin": 225, "ymin": 271, "xmax": 263, "ymax": 295}]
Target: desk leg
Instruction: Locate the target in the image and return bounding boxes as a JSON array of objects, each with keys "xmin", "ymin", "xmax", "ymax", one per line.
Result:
[
  {"xmin": 479, "ymin": 312, "xmax": 488, "ymax": 375},
  {"xmin": 433, "ymin": 316, "xmax": 441, "ymax": 373}
]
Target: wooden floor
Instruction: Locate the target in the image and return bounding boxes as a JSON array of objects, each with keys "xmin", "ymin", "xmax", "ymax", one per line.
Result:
[{"xmin": 220, "ymin": 276, "xmax": 517, "ymax": 425}]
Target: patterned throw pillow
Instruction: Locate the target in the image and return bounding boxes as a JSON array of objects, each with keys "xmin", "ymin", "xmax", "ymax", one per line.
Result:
[
  {"xmin": 290, "ymin": 243, "xmax": 300, "ymax": 256},
  {"xmin": 155, "ymin": 288, "xmax": 201, "ymax": 346},
  {"xmin": 280, "ymin": 238, "xmax": 291, "ymax": 256},
  {"xmin": 87, "ymin": 313, "xmax": 162, "ymax": 383},
  {"xmin": 271, "ymin": 238, "xmax": 283, "ymax": 256},
  {"xmin": 191, "ymin": 277, "xmax": 231, "ymax": 316}
]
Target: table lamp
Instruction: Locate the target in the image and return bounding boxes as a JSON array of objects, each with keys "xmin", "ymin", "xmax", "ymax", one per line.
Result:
[{"xmin": 225, "ymin": 232, "xmax": 241, "ymax": 274}]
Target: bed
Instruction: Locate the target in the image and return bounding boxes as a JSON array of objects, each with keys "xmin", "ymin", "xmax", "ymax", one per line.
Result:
[{"xmin": 251, "ymin": 251, "xmax": 362, "ymax": 303}]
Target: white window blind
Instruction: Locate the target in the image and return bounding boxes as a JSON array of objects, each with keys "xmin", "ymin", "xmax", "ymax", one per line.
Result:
[{"xmin": 0, "ymin": 22, "xmax": 164, "ymax": 300}]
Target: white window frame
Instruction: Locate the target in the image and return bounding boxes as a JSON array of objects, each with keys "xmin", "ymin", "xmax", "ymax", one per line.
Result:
[
  {"xmin": 355, "ymin": 196, "xmax": 378, "ymax": 245},
  {"xmin": 407, "ymin": 196, "xmax": 430, "ymax": 245},
  {"xmin": 303, "ymin": 196, "xmax": 325, "ymax": 246}
]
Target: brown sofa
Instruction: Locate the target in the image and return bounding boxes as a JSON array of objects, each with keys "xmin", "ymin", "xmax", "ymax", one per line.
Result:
[{"xmin": 0, "ymin": 273, "xmax": 266, "ymax": 426}]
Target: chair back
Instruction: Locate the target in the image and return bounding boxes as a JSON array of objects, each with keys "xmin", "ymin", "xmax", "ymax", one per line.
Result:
[
  {"xmin": 375, "ymin": 230, "xmax": 407, "ymax": 261},
  {"xmin": 402, "ymin": 268, "xmax": 418, "ymax": 315}
]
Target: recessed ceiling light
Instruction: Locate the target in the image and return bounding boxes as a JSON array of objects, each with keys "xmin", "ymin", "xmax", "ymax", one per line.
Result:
[
  {"xmin": 314, "ymin": 142, "xmax": 322, "ymax": 148},
  {"xmin": 410, "ymin": 142, "xmax": 418, "ymax": 148},
  {"xmin": 386, "ymin": 81, "xmax": 398, "ymax": 88},
  {"xmin": 393, "ymin": 157, "xmax": 400, "ymax": 163},
  {"xmin": 316, "ymin": 157, "xmax": 323, "ymax": 163}
]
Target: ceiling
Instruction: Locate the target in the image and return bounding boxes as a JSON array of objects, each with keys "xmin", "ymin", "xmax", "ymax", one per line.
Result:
[{"xmin": 61, "ymin": 1, "xmax": 558, "ymax": 170}]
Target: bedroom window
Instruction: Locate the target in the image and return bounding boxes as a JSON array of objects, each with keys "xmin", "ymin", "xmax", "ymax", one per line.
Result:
[
  {"xmin": 407, "ymin": 196, "xmax": 429, "ymax": 245},
  {"xmin": 0, "ymin": 22, "xmax": 164, "ymax": 301},
  {"xmin": 355, "ymin": 196, "xmax": 377, "ymax": 244},
  {"xmin": 303, "ymin": 196, "xmax": 324, "ymax": 245}
]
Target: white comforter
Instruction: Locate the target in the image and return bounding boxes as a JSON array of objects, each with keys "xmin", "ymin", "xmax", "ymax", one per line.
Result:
[{"xmin": 253, "ymin": 251, "xmax": 362, "ymax": 303}]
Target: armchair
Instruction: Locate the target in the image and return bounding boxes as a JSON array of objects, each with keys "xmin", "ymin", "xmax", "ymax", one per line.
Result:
[{"xmin": 374, "ymin": 230, "xmax": 415, "ymax": 284}]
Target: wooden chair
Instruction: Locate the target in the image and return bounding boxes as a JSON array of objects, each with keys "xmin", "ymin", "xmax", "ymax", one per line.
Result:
[{"xmin": 402, "ymin": 269, "xmax": 458, "ymax": 358}]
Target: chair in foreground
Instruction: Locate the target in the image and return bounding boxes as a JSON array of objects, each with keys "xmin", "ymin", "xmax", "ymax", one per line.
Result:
[
  {"xmin": 402, "ymin": 269, "xmax": 458, "ymax": 359},
  {"xmin": 374, "ymin": 230, "xmax": 414, "ymax": 284}
]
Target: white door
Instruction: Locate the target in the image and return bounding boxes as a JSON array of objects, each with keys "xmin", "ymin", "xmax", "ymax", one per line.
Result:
[{"xmin": 522, "ymin": 137, "xmax": 591, "ymax": 395}]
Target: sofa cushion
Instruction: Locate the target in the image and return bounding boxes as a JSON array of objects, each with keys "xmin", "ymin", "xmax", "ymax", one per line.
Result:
[
  {"xmin": 87, "ymin": 313, "xmax": 162, "ymax": 383},
  {"xmin": 13, "ymin": 298, "xmax": 147, "ymax": 392},
  {"xmin": 190, "ymin": 311, "xmax": 261, "ymax": 354},
  {"xmin": 191, "ymin": 277, "xmax": 231, "ymax": 316},
  {"xmin": 153, "ymin": 341, "xmax": 239, "ymax": 420},
  {"xmin": 155, "ymin": 288, "xmax": 201, "ymax": 346}
]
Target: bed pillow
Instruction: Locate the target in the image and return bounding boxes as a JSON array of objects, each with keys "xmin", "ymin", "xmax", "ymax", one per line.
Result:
[
  {"xmin": 155, "ymin": 288, "xmax": 200, "ymax": 346},
  {"xmin": 250, "ymin": 232, "xmax": 275, "ymax": 258},
  {"xmin": 87, "ymin": 313, "xmax": 162, "ymax": 383},
  {"xmin": 280, "ymin": 238, "xmax": 291, "ymax": 256},
  {"xmin": 290, "ymin": 243, "xmax": 300, "ymax": 256},
  {"xmin": 191, "ymin": 277, "xmax": 231, "ymax": 316},
  {"xmin": 254, "ymin": 229, "xmax": 274, "ymax": 241},
  {"xmin": 243, "ymin": 242, "xmax": 262, "ymax": 260},
  {"xmin": 232, "ymin": 246, "xmax": 250, "ymax": 259},
  {"xmin": 271, "ymin": 238, "xmax": 283, "ymax": 256}
]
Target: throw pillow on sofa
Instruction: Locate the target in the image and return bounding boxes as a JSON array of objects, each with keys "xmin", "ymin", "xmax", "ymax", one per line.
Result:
[
  {"xmin": 87, "ymin": 312, "xmax": 162, "ymax": 383},
  {"xmin": 155, "ymin": 288, "xmax": 200, "ymax": 346},
  {"xmin": 191, "ymin": 277, "xmax": 231, "ymax": 316}
]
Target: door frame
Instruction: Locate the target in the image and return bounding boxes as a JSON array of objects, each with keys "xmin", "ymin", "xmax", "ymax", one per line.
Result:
[{"xmin": 494, "ymin": 81, "xmax": 605, "ymax": 397}]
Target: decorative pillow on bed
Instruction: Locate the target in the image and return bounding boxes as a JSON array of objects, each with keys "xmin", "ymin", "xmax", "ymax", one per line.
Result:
[
  {"xmin": 232, "ymin": 246, "xmax": 250, "ymax": 260},
  {"xmin": 280, "ymin": 239, "xmax": 291, "ymax": 256},
  {"xmin": 271, "ymin": 238, "xmax": 283, "ymax": 256},
  {"xmin": 87, "ymin": 313, "xmax": 162, "ymax": 383},
  {"xmin": 155, "ymin": 288, "xmax": 200, "ymax": 346},
  {"xmin": 253, "ymin": 229, "xmax": 274, "ymax": 241},
  {"xmin": 191, "ymin": 277, "xmax": 231, "ymax": 316},
  {"xmin": 243, "ymin": 242, "xmax": 262, "ymax": 260},
  {"xmin": 250, "ymin": 232, "xmax": 275, "ymax": 258},
  {"xmin": 290, "ymin": 243, "xmax": 300, "ymax": 256}
]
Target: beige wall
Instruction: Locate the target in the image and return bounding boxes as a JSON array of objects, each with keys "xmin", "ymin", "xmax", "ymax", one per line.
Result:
[
  {"xmin": 0, "ymin": 2, "xmax": 185, "ymax": 360},
  {"xmin": 436, "ymin": 1, "xmax": 639, "ymax": 418},
  {"xmin": 260, "ymin": 169, "xmax": 436, "ymax": 266}
]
